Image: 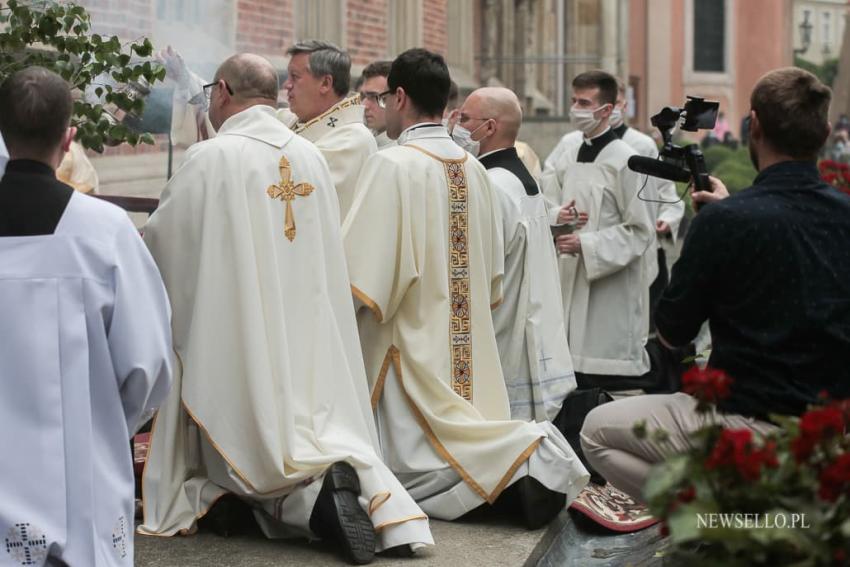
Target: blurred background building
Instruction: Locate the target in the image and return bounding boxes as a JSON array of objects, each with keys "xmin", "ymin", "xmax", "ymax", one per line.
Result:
[{"xmin": 43, "ymin": 0, "xmax": 848, "ymax": 195}]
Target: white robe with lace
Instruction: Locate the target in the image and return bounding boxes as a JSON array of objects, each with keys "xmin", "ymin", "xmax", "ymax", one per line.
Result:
[{"xmin": 540, "ymin": 134, "xmax": 654, "ymax": 376}]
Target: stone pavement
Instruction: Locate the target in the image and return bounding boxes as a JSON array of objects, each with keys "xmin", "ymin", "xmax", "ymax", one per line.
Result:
[{"xmin": 136, "ymin": 508, "xmax": 667, "ymax": 567}]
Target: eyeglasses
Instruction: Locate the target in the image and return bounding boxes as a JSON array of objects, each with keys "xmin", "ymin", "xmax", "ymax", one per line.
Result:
[
  {"xmin": 377, "ymin": 89, "xmax": 396, "ymax": 109},
  {"xmin": 360, "ymin": 91, "xmax": 381, "ymax": 104},
  {"xmin": 202, "ymin": 80, "xmax": 234, "ymax": 100}
]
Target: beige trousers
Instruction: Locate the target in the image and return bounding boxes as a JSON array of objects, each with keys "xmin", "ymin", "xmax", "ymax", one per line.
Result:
[{"xmin": 579, "ymin": 393, "xmax": 777, "ymax": 502}]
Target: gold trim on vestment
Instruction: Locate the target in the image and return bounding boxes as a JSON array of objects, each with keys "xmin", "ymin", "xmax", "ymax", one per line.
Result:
[
  {"xmin": 371, "ymin": 347, "xmax": 395, "ymax": 410},
  {"xmin": 293, "ymin": 94, "xmax": 362, "ymax": 135},
  {"xmin": 374, "ymin": 345, "xmax": 542, "ymax": 504},
  {"xmin": 352, "ymin": 284, "xmax": 383, "ymax": 323},
  {"xmin": 403, "ymin": 144, "xmax": 469, "ymax": 165},
  {"xmin": 405, "ymin": 144, "xmax": 474, "ymax": 402},
  {"xmin": 374, "ymin": 514, "xmax": 430, "ymax": 532},
  {"xmin": 139, "ymin": 350, "xmax": 230, "ymax": 536},
  {"xmin": 368, "ymin": 491, "xmax": 392, "ymax": 516}
]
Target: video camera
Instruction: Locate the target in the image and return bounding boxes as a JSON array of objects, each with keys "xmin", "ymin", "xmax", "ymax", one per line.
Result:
[{"xmin": 627, "ymin": 96, "xmax": 720, "ymax": 193}]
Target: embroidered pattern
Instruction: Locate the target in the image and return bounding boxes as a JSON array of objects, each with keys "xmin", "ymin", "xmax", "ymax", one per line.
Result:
[
  {"xmin": 5, "ymin": 523, "xmax": 48, "ymax": 566},
  {"xmin": 293, "ymin": 94, "xmax": 362, "ymax": 135},
  {"xmin": 112, "ymin": 516, "xmax": 127, "ymax": 559},
  {"xmin": 445, "ymin": 161, "xmax": 473, "ymax": 402},
  {"xmin": 327, "ymin": 116, "xmax": 338, "ymax": 128},
  {"xmin": 266, "ymin": 156, "xmax": 315, "ymax": 241}
]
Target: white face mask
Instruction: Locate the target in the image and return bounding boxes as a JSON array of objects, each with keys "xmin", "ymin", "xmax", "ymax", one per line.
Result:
[
  {"xmin": 569, "ymin": 105, "xmax": 608, "ymax": 136},
  {"xmin": 452, "ymin": 122, "xmax": 487, "ymax": 157},
  {"xmin": 610, "ymin": 107, "xmax": 624, "ymax": 128}
]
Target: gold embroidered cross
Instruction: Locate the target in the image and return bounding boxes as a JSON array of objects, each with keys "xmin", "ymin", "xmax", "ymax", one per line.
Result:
[{"xmin": 266, "ymin": 156, "xmax": 315, "ymax": 241}]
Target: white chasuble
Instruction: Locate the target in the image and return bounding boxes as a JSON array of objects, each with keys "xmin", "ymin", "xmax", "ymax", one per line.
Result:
[
  {"xmin": 139, "ymin": 106, "xmax": 431, "ymax": 551},
  {"xmin": 343, "ymin": 125, "xmax": 589, "ymax": 520},
  {"xmin": 294, "ymin": 95, "xmax": 378, "ymax": 222},
  {"xmin": 480, "ymin": 148, "xmax": 576, "ymax": 422},
  {"xmin": 0, "ymin": 193, "xmax": 172, "ymax": 567},
  {"xmin": 540, "ymin": 135, "xmax": 654, "ymax": 376}
]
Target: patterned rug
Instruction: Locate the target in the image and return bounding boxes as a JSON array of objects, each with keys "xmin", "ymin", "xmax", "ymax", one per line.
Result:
[{"xmin": 569, "ymin": 482, "xmax": 659, "ymax": 532}]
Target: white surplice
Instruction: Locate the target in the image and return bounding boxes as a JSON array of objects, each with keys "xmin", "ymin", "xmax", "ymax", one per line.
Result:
[
  {"xmin": 343, "ymin": 124, "xmax": 589, "ymax": 520},
  {"xmin": 293, "ymin": 96, "xmax": 377, "ymax": 222},
  {"xmin": 481, "ymin": 148, "xmax": 576, "ymax": 422},
  {"xmin": 139, "ymin": 105, "xmax": 431, "ymax": 551},
  {"xmin": 0, "ymin": 193, "xmax": 172, "ymax": 567},
  {"xmin": 619, "ymin": 126, "xmax": 685, "ymax": 280},
  {"xmin": 540, "ymin": 133, "xmax": 654, "ymax": 376}
]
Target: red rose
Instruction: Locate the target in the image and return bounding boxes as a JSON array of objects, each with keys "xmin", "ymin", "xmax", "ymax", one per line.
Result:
[
  {"xmin": 818, "ymin": 453, "xmax": 850, "ymax": 502},
  {"xmin": 682, "ymin": 366, "xmax": 732, "ymax": 405},
  {"xmin": 659, "ymin": 522, "xmax": 670, "ymax": 537},
  {"xmin": 705, "ymin": 429, "xmax": 776, "ymax": 482},
  {"xmin": 792, "ymin": 406, "xmax": 846, "ymax": 464}
]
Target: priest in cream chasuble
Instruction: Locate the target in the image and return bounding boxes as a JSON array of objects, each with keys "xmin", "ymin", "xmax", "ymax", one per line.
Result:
[
  {"xmin": 343, "ymin": 49, "xmax": 589, "ymax": 524},
  {"xmin": 540, "ymin": 71, "xmax": 655, "ymax": 382},
  {"xmin": 455, "ymin": 87, "xmax": 576, "ymax": 423},
  {"xmin": 139, "ymin": 55, "xmax": 431, "ymax": 556}
]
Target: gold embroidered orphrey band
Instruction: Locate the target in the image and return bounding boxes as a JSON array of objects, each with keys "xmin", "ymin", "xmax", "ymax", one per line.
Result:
[
  {"xmin": 445, "ymin": 160, "xmax": 473, "ymax": 402},
  {"xmin": 266, "ymin": 156, "xmax": 315, "ymax": 242}
]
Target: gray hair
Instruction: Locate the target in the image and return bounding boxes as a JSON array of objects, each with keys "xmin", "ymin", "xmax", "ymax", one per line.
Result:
[{"xmin": 287, "ymin": 40, "xmax": 351, "ymax": 97}]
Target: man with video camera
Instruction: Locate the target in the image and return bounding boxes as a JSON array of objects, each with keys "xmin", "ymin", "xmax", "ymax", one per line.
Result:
[{"xmin": 579, "ymin": 67, "xmax": 850, "ymax": 502}]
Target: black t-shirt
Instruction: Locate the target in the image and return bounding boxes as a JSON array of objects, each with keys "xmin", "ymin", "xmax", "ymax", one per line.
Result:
[{"xmin": 656, "ymin": 160, "xmax": 850, "ymax": 419}]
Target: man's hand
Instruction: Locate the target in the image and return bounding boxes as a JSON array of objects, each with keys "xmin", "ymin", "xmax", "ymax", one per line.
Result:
[
  {"xmin": 690, "ymin": 176, "xmax": 730, "ymax": 210},
  {"xmin": 557, "ymin": 199, "xmax": 589, "ymax": 229},
  {"xmin": 556, "ymin": 234, "xmax": 582, "ymax": 256},
  {"xmin": 656, "ymin": 220, "xmax": 670, "ymax": 234}
]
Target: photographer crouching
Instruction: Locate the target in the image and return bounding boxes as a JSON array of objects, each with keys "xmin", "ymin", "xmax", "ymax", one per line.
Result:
[{"xmin": 579, "ymin": 67, "xmax": 850, "ymax": 502}]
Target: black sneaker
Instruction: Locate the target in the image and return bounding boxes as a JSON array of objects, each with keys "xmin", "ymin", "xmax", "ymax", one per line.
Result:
[{"xmin": 309, "ymin": 461, "xmax": 376, "ymax": 565}]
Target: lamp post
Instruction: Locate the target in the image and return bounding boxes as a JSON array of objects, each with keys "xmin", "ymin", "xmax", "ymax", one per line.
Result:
[{"xmin": 794, "ymin": 11, "xmax": 813, "ymax": 56}]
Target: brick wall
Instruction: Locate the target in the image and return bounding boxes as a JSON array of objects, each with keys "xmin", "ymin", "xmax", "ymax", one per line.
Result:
[
  {"xmin": 236, "ymin": 0, "xmax": 294, "ymax": 56},
  {"xmin": 423, "ymin": 0, "xmax": 447, "ymax": 55},
  {"xmin": 346, "ymin": 0, "xmax": 388, "ymax": 65},
  {"xmin": 77, "ymin": 0, "xmax": 154, "ymax": 39}
]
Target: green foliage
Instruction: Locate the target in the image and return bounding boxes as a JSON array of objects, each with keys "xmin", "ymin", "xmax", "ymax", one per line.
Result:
[
  {"xmin": 712, "ymin": 154, "xmax": 757, "ymax": 193},
  {"xmin": 702, "ymin": 144, "xmax": 735, "ymax": 172},
  {"xmin": 794, "ymin": 55, "xmax": 840, "ymax": 87},
  {"xmin": 0, "ymin": 0, "xmax": 166, "ymax": 152}
]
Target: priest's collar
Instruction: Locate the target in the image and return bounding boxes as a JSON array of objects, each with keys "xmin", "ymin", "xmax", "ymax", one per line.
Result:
[
  {"xmin": 293, "ymin": 94, "xmax": 363, "ymax": 135},
  {"xmin": 478, "ymin": 146, "xmax": 539, "ymax": 196},
  {"xmin": 577, "ymin": 127, "xmax": 618, "ymax": 163},
  {"xmin": 4, "ymin": 159, "xmax": 55, "ymax": 177},
  {"xmin": 397, "ymin": 122, "xmax": 447, "ymax": 146},
  {"xmin": 612, "ymin": 122, "xmax": 629, "ymax": 139}
]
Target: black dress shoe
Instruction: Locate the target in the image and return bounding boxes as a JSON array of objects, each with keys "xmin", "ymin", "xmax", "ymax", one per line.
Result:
[
  {"xmin": 512, "ymin": 476, "xmax": 566, "ymax": 530},
  {"xmin": 197, "ymin": 493, "xmax": 257, "ymax": 537},
  {"xmin": 309, "ymin": 461, "xmax": 376, "ymax": 565}
]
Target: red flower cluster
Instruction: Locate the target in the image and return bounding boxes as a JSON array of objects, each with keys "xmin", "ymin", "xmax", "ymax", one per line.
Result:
[
  {"xmin": 682, "ymin": 366, "xmax": 732, "ymax": 405},
  {"xmin": 705, "ymin": 429, "xmax": 779, "ymax": 481},
  {"xmin": 819, "ymin": 160, "xmax": 850, "ymax": 196},
  {"xmin": 791, "ymin": 406, "xmax": 846, "ymax": 464},
  {"xmin": 818, "ymin": 453, "xmax": 850, "ymax": 502}
]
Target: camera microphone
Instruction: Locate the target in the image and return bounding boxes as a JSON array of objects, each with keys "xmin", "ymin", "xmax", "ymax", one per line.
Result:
[{"xmin": 627, "ymin": 155, "xmax": 692, "ymax": 183}]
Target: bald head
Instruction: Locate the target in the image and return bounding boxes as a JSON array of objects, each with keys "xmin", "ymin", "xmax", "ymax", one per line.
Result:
[
  {"xmin": 467, "ymin": 86, "xmax": 522, "ymax": 145},
  {"xmin": 215, "ymin": 53, "xmax": 279, "ymax": 102}
]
